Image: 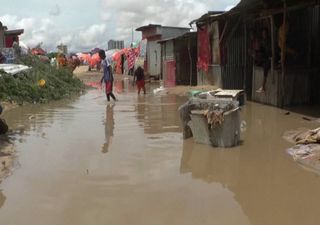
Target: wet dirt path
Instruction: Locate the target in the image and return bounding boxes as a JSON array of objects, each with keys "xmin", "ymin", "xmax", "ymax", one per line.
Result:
[{"xmin": 1, "ymin": 80, "xmax": 320, "ymax": 225}]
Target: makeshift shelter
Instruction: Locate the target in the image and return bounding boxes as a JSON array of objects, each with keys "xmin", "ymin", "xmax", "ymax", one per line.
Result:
[
  {"xmin": 31, "ymin": 47, "xmax": 46, "ymax": 56},
  {"xmin": 112, "ymin": 47, "xmax": 140, "ymax": 74},
  {"xmin": 136, "ymin": 24, "xmax": 190, "ymax": 79},
  {"xmin": 159, "ymin": 32, "xmax": 197, "ymax": 87},
  {"xmin": 0, "ymin": 22, "xmax": 24, "ymax": 48},
  {"xmin": 192, "ymin": 0, "xmax": 320, "ymax": 107}
]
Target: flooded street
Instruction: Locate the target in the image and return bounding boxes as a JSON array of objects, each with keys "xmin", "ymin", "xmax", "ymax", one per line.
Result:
[{"xmin": 1, "ymin": 81, "xmax": 320, "ymax": 225}]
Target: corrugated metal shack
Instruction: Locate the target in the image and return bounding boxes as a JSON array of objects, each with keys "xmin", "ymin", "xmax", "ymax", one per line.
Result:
[
  {"xmin": 190, "ymin": 11, "xmax": 226, "ymax": 87},
  {"xmin": 192, "ymin": 0, "xmax": 320, "ymax": 107},
  {"xmin": 136, "ymin": 24, "xmax": 190, "ymax": 79},
  {"xmin": 159, "ymin": 32, "xmax": 197, "ymax": 87}
]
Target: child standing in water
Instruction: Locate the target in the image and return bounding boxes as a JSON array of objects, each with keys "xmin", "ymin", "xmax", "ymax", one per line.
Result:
[
  {"xmin": 99, "ymin": 50, "xmax": 117, "ymax": 102},
  {"xmin": 133, "ymin": 66, "xmax": 146, "ymax": 94}
]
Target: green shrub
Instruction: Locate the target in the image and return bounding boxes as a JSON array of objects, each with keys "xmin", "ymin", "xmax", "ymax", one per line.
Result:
[{"xmin": 0, "ymin": 55, "xmax": 85, "ymax": 104}]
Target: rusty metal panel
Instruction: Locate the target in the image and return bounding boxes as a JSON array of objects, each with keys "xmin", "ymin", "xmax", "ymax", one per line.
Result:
[
  {"xmin": 221, "ymin": 24, "xmax": 247, "ymax": 90},
  {"xmin": 164, "ymin": 60, "xmax": 176, "ymax": 87}
]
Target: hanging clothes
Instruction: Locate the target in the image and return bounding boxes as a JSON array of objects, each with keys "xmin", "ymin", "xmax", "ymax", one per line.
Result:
[{"xmin": 197, "ymin": 25, "xmax": 212, "ymax": 73}]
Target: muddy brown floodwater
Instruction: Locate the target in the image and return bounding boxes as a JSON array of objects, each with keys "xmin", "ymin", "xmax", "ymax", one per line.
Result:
[{"xmin": 0, "ymin": 79, "xmax": 320, "ymax": 225}]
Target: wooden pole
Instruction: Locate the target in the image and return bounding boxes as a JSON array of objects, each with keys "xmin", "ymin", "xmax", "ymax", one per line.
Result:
[
  {"xmin": 280, "ymin": 0, "xmax": 287, "ymax": 107},
  {"xmin": 244, "ymin": 22, "xmax": 247, "ymax": 91},
  {"xmin": 270, "ymin": 15, "xmax": 275, "ymax": 84},
  {"xmin": 188, "ymin": 38, "xmax": 193, "ymax": 86}
]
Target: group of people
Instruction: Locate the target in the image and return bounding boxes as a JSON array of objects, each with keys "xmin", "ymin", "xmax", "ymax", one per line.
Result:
[
  {"xmin": 98, "ymin": 49, "xmax": 146, "ymax": 103},
  {"xmin": 56, "ymin": 53, "xmax": 80, "ymax": 71}
]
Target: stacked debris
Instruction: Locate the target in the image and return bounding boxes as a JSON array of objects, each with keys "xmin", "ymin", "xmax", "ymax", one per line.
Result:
[
  {"xmin": 204, "ymin": 101, "xmax": 236, "ymax": 128},
  {"xmin": 285, "ymin": 128, "xmax": 320, "ymax": 174},
  {"xmin": 179, "ymin": 97, "xmax": 241, "ymax": 147}
]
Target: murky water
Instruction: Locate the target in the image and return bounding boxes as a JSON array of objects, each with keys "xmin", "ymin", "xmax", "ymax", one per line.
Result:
[{"xmin": 1, "ymin": 81, "xmax": 320, "ymax": 225}]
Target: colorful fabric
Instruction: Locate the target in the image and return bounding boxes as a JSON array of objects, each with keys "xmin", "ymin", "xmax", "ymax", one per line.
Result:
[
  {"xmin": 137, "ymin": 80, "xmax": 145, "ymax": 89},
  {"xmin": 105, "ymin": 81, "xmax": 113, "ymax": 94},
  {"xmin": 127, "ymin": 48, "xmax": 136, "ymax": 70},
  {"xmin": 127, "ymin": 45, "xmax": 141, "ymax": 70},
  {"xmin": 197, "ymin": 25, "xmax": 211, "ymax": 73}
]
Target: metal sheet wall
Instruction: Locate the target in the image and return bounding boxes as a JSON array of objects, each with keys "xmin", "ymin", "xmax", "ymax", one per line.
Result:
[
  {"xmin": 310, "ymin": 5, "xmax": 320, "ymax": 104},
  {"xmin": 221, "ymin": 23, "xmax": 249, "ymax": 91}
]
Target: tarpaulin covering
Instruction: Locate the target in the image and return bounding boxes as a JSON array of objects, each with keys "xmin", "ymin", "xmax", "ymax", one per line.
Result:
[
  {"xmin": 197, "ymin": 25, "xmax": 211, "ymax": 73},
  {"xmin": 127, "ymin": 47, "xmax": 139, "ymax": 70},
  {"xmin": 78, "ymin": 53, "xmax": 90, "ymax": 62},
  {"xmin": 113, "ymin": 46, "xmax": 141, "ymax": 74},
  {"xmin": 0, "ymin": 64, "xmax": 30, "ymax": 75},
  {"xmin": 31, "ymin": 47, "xmax": 46, "ymax": 56},
  {"xmin": 113, "ymin": 50, "xmax": 125, "ymax": 74},
  {"xmin": 89, "ymin": 53, "xmax": 101, "ymax": 67}
]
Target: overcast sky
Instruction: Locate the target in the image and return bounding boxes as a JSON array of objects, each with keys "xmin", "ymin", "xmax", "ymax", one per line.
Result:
[{"xmin": 0, "ymin": 0, "xmax": 239, "ymax": 52}]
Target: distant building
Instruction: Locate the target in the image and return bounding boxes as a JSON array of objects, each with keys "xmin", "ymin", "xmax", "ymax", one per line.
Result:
[
  {"xmin": 0, "ymin": 21, "xmax": 24, "ymax": 49},
  {"xmin": 136, "ymin": 24, "xmax": 190, "ymax": 78},
  {"xmin": 57, "ymin": 44, "xmax": 68, "ymax": 55},
  {"xmin": 108, "ymin": 40, "xmax": 124, "ymax": 50}
]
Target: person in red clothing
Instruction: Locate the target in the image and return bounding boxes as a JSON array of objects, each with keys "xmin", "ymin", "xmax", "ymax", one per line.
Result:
[{"xmin": 133, "ymin": 66, "xmax": 146, "ymax": 95}]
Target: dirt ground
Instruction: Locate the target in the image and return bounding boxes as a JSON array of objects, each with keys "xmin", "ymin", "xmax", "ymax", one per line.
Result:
[{"xmin": 74, "ymin": 65, "xmax": 218, "ymax": 96}]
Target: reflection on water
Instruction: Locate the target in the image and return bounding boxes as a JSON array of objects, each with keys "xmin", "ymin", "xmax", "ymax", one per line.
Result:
[
  {"xmin": 136, "ymin": 94, "xmax": 182, "ymax": 134},
  {"xmin": 181, "ymin": 139, "xmax": 240, "ymax": 186},
  {"xmin": 180, "ymin": 102, "xmax": 320, "ymax": 225},
  {"xmin": 1, "ymin": 86, "xmax": 320, "ymax": 225},
  {"xmin": 0, "ymin": 191, "xmax": 5, "ymax": 209},
  {"xmin": 102, "ymin": 105, "xmax": 114, "ymax": 153}
]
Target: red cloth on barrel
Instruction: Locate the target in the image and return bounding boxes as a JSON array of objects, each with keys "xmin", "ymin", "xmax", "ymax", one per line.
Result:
[{"xmin": 197, "ymin": 25, "xmax": 211, "ymax": 73}]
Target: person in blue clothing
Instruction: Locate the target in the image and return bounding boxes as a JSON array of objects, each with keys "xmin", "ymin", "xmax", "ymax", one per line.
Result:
[{"xmin": 99, "ymin": 50, "xmax": 117, "ymax": 102}]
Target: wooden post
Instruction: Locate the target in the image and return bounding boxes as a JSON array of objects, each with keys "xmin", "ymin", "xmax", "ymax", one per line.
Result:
[
  {"xmin": 280, "ymin": 0, "xmax": 287, "ymax": 107},
  {"xmin": 270, "ymin": 15, "xmax": 275, "ymax": 84},
  {"xmin": 188, "ymin": 38, "xmax": 193, "ymax": 86},
  {"xmin": 244, "ymin": 22, "xmax": 247, "ymax": 92}
]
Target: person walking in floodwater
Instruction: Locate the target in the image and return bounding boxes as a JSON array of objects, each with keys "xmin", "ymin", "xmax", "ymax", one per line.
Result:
[
  {"xmin": 99, "ymin": 50, "xmax": 117, "ymax": 102},
  {"xmin": 133, "ymin": 66, "xmax": 146, "ymax": 95}
]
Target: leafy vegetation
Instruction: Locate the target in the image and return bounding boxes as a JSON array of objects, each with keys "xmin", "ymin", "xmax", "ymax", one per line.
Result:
[{"xmin": 0, "ymin": 55, "xmax": 85, "ymax": 104}]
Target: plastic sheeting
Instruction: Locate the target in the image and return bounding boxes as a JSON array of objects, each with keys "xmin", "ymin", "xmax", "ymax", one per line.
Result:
[
  {"xmin": 0, "ymin": 64, "xmax": 31, "ymax": 75},
  {"xmin": 285, "ymin": 127, "xmax": 320, "ymax": 174}
]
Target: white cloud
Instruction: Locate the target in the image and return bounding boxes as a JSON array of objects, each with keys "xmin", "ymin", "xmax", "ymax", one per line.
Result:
[
  {"xmin": 0, "ymin": 0, "xmax": 240, "ymax": 52},
  {"xmin": 65, "ymin": 24, "xmax": 110, "ymax": 52},
  {"xmin": 100, "ymin": 0, "xmax": 240, "ymax": 44},
  {"xmin": 0, "ymin": 15, "xmax": 111, "ymax": 52},
  {"xmin": 49, "ymin": 4, "xmax": 61, "ymax": 16}
]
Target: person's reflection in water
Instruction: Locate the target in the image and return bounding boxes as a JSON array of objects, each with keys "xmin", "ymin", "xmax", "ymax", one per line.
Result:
[
  {"xmin": 102, "ymin": 104, "xmax": 115, "ymax": 153},
  {"xmin": 136, "ymin": 95, "xmax": 146, "ymax": 127},
  {"xmin": 114, "ymin": 79, "xmax": 124, "ymax": 94}
]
